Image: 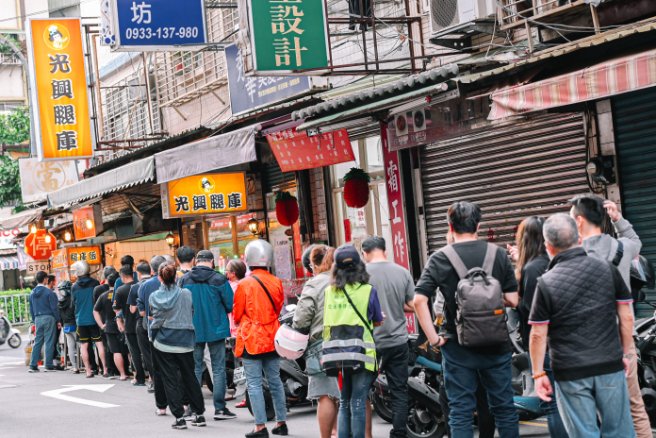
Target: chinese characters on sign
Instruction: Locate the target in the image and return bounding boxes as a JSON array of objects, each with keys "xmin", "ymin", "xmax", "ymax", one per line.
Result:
[
  {"xmin": 19, "ymin": 158, "xmax": 79, "ymax": 204},
  {"xmin": 50, "ymin": 249, "xmax": 68, "ymax": 270},
  {"xmin": 249, "ymin": 0, "xmax": 328, "ymax": 71},
  {"xmin": 113, "ymin": 0, "xmax": 207, "ymax": 50},
  {"xmin": 225, "ymin": 44, "xmax": 312, "ymax": 115},
  {"xmin": 162, "ymin": 173, "xmax": 248, "ymax": 219},
  {"xmin": 24, "ymin": 230, "xmax": 57, "ymax": 261},
  {"xmin": 26, "ymin": 19, "xmax": 93, "ymax": 160},
  {"xmin": 266, "ymin": 128, "xmax": 355, "ymax": 172},
  {"xmin": 72, "ymin": 206, "xmax": 101, "ymax": 240},
  {"xmin": 67, "ymin": 246, "xmax": 102, "ymax": 265}
]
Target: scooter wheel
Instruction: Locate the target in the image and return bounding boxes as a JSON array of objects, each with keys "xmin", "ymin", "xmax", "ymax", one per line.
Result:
[{"xmin": 8, "ymin": 333, "xmax": 21, "ymax": 349}]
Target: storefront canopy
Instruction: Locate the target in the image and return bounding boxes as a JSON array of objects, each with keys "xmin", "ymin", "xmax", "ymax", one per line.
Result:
[
  {"xmin": 0, "ymin": 207, "xmax": 45, "ymax": 231},
  {"xmin": 154, "ymin": 124, "xmax": 258, "ymax": 184},
  {"xmin": 48, "ymin": 156, "xmax": 155, "ymax": 208},
  {"xmin": 489, "ymin": 47, "xmax": 656, "ymax": 120},
  {"xmin": 0, "ymin": 254, "xmax": 19, "ymax": 270}
]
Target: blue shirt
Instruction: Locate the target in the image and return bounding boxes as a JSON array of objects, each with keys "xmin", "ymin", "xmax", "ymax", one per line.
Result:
[
  {"xmin": 137, "ymin": 276, "xmax": 161, "ymax": 332},
  {"xmin": 29, "ymin": 285, "xmax": 59, "ymax": 321},
  {"xmin": 71, "ymin": 276, "xmax": 101, "ymax": 326}
]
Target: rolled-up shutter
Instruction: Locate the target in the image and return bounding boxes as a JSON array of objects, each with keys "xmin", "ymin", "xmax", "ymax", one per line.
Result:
[
  {"xmin": 613, "ymin": 88, "xmax": 656, "ymax": 316},
  {"xmin": 420, "ymin": 113, "xmax": 589, "ymax": 252}
]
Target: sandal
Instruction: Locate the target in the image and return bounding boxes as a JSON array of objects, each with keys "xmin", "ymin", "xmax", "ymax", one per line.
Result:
[{"xmin": 86, "ymin": 373, "xmax": 94, "ymax": 378}]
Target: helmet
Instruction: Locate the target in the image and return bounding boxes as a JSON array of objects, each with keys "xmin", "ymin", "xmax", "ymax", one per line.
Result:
[
  {"xmin": 71, "ymin": 260, "xmax": 90, "ymax": 277},
  {"xmin": 244, "ymin": 239, "xmax": 274, "ymax": 269},
  {"xmin": 274, "ymin": 324, "xmax": 309, "ymax": 360},
  {"xmin": 57, "ymin": 280, "xmax": 72, "ymax": 292},
  {"xmin": 302, "ymin": 244, "xmax": 316, "ymax": 274}
]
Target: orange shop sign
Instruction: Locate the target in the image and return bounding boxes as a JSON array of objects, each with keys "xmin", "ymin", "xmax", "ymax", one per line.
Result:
[
  {"xmin": 161, "ymin": 172, "xmax": 248, "ymax": 219},
  {"xmin": 73, "ymin": 206, "xmax": 100, "ymax": 240},
  {"xmin": 24, "ymin": 229, "xmax": 57, "ymax": 260},
  {"xmin": 51, "ymin": 248, "xmax": 68, "ymax": 270},
  {"xmin": 26, "ymin": 18, "xmax": 94, "ymax": 160},
  {"xmin": 67, "ymin": 246, "xmax": 101, "ymax": 265}
]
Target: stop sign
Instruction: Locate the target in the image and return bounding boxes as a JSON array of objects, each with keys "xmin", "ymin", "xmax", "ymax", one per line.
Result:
[{"xmin": 24, "ymin": 229, "xmax": 57, "ymax": 260}]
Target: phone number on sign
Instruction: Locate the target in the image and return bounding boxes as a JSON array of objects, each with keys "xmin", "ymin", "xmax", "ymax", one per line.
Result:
[{"xmin": 124, "ymin": 26, "xmax": 200, "ymax": 40}]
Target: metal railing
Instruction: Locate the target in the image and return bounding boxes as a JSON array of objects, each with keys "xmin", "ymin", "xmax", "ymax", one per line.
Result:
[
  {"xmin": 498, "ymin": 0, "xmax": 583, "ymax": 27},
  {"xmin": 0, "ymin": 293, "xmax": 31, "ymax": 325}
]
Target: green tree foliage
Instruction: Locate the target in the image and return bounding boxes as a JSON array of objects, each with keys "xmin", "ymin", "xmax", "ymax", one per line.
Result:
[
  {"xmin": 0, "ymin": 107, "xmax": 30, "ymax": 145},
  {"xmin": 0, "ymin": 156, "xmax": 21, "ymax": 206}
]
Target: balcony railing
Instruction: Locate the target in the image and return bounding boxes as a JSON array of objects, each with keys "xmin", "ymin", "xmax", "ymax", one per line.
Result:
[
  {"xmin": 498, "ymin": 0, "xmax": 599, "ymax": 31},
  {"xmin": 0, "ymin": 53, "xmax": 21, "ymax": 65}
]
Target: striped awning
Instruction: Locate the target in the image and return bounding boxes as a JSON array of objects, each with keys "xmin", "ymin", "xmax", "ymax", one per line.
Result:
[
  {"xmin": 489, "ymin": 48, "xmax": 656, "ymax": 120},
  {"xmin": 0, "ymin": 254, "xmax": 19, "ymax": 270}
]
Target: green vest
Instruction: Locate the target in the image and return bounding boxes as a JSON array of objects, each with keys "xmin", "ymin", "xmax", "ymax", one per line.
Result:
[{"xmin": 322, "ymin": 283, "xmax": 376, "ymax": 372}]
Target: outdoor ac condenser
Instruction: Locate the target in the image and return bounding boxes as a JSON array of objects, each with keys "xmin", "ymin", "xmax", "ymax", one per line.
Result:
[{"xmin": 430, "ymin": 0, "xmax": 497, "ymax": 33}]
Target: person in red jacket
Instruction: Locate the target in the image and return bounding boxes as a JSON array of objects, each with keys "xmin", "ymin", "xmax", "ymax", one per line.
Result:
[{"xmin": 234, "ymin": 240, "xmax": 288, "ymax": 438}]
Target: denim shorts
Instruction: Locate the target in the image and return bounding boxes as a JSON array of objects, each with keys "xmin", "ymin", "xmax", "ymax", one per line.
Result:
[{"xmin": 308, "ymin": 374, "xmax": 340, "ymax": 401}]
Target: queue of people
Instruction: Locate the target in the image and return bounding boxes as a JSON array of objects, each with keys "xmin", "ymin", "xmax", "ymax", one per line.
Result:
[{"xmin": 25, "ymin": 193, "xmax": 649, "ymax": 437}]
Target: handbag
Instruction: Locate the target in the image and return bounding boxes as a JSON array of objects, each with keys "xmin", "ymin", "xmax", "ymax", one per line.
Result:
[{"xmin": 305, "ymin": 339, "xmax": 324, "ymax": 376}]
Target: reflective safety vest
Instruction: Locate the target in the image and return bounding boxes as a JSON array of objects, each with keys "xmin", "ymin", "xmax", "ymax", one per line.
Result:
[{"xmin": 321, "ymin": 283, "xmax": 376, "ymax": 374}]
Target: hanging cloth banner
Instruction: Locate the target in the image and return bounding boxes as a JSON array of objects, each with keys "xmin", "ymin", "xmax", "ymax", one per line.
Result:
[{"xmin": 266, "ymin": 128, "xmax": 354, "ymax": 172}]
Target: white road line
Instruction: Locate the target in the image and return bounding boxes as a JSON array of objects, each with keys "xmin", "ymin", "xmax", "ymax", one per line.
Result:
[{"xmin": 41, "ymin": 384, "xmax": 118, "ymax": 408}]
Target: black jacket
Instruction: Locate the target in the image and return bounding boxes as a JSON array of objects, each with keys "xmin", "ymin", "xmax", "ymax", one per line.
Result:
[
  {"xmin": 530, "ymin": 247, "xmax": 630, "ymax": 381},
  {"xmin": 58, "ymin": 291, "xmax": 76, "ymax": 326}
]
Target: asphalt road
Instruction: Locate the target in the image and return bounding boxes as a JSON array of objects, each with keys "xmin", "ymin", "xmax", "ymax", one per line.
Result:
[{"xmin": 0, "ymin": 338, "xmax": 549, "ymax": 438}]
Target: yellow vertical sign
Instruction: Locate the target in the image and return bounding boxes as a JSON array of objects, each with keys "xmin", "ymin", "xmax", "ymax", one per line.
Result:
[{"xmin": 26, "ymin": 18, "xmax": 94, "ymax": 160}]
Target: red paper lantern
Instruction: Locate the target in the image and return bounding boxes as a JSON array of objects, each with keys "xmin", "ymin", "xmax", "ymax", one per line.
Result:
[
  {"xmin": 343, "ymin": 168, "xmax": 371, "ymax": 208},
  {"xmin": 275, "ymin": 191, "xmax": 299, "ymax": 226}
]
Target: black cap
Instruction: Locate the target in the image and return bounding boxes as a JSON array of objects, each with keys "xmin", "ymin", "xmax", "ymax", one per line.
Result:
[
  {"xmin": 196, "ymin": 250, "xmax": 214, "ymax": 262},
  {"xmin": 334, "ymin": 245, "xmax": 360, "ymax": 269}
]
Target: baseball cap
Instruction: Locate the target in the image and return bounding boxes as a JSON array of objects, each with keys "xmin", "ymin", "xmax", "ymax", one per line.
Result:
[
  {"xmin": 196, "ymin": 250, "xmax": 214, "ymax": 262},
  {"xmin": 334, "ymin": 245, "xmax": 361, "ymax": 269}
]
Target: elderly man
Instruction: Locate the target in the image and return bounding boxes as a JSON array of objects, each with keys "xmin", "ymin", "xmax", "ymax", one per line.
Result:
[{"xmin": 529, "ymin": 213, "xmax": 635, "ymax": 438}]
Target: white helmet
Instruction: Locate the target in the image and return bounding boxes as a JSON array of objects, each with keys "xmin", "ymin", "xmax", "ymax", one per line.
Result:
[
  {"xmin": 244, "ymin": 239, "xmax": 274, "ymax": 269},
  {"xmin": 275, "ymin": 324, "xmax": 309, "ymax": 360}
]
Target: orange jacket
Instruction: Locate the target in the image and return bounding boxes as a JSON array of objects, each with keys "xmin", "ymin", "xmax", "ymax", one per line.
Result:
[{"xmin": 233, "ymin": 269, "xmax": 284, "ymax": 357}]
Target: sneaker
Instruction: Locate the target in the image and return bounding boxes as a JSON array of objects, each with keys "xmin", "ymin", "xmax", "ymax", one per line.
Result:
[
  {"xmin": 272, "ymin": 423, "xmax": 288, "ymax": 436},
  {"xmin": 147, "ymin": 382, "xmax": 155, "ymax": 393},
  {"xmin": 182, "ymin": 406, "xmax": 193, "ymax": 421},
  {"xmin": 245, "ymin": 428, "xmax": 269, "ymax": 438},
  {"xmin": 171, "ymin": 418, "xmax": 187, "ymax": 430},
  {"xmin": 190, "ymin": 414, "xmax": 206, "ymax": 427},
  {"xmin": 44, "ymin": 367, "xmax": 56, "ymax": 372},
  {"xmin": 235, "ymin": 399, "xmax": 247, "ymax": 408},
  {"xmin": 214, "ymin": 408, "xmax": 237, "ymax": 421},
  {"xmin": 156, "ymin": 408, "xmax": 167, "ymax": 416},
  {"xmin": 28, "ymin": 367, "xmax": 39, "ymax": 373}
]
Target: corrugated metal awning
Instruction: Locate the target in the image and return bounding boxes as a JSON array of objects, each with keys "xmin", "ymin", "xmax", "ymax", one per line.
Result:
[
  {"xmin": 154, "ymin": 124, "xmax": 258, "ymax": 184},
  {"xmin": 48, "ymin": 156, "xmax": 155, "ymax": 208},
  {"xmin": 0, "ymin": 254, "xmax": 19, "ymax": 270},
  {"xmin": 0, "ymin": 207, "xmax": 46, "ymax": 231},
  {"xmin": 489, "ymin": 47, "xmax": 656, "ymax": 119}
]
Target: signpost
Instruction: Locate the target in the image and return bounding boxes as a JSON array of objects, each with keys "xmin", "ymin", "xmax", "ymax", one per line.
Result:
[
  {"xmin": 248, "ymin": 0, "xmax": 329, "ymax": 72},
  {"xmin": 111, "ymin": 0, "xmax": 207, "ymax": 51}
]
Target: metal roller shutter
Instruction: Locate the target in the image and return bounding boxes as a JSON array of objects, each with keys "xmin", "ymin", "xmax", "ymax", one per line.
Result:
[
  {"xmin": 420, "ymin": 113, "xmax": 589, "ymax": 253},
  {"xmin": 613, "ymin": 88, "xmax": 656, "ymax": 315}
]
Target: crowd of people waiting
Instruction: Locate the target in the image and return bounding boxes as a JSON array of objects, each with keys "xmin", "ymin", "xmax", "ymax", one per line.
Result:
[{"xmin": 26, "ymin": 193, "xmax": 652, "ymax": 438}]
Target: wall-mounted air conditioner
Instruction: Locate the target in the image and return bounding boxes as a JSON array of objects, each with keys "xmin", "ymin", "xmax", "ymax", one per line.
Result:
[{"xmin": 430, "ymin": 0, "xmax": 497, "ymax": 34}]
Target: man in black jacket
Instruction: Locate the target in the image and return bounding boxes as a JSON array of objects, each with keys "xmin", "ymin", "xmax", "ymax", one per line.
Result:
[
  {"xmin": 57, "ymin": 280, "xmax": 78, "ymax": 372},
  {"xmin": 529, "ymin": 213, "xmax": 635, "ymax": 437}
]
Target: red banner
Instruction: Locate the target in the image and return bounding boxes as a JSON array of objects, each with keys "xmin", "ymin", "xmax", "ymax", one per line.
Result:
[{"xmin": 266, "ymin": 128, "xmax": 355, "ymax": 172}]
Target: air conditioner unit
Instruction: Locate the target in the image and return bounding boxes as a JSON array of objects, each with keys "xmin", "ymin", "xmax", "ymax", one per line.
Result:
[
  {"xmin": 430, "ymin": 0, "xmax": 496, "ymax": 34},
  {"xmin": 413, "ymin": 110, "xmax": 427, "ymax": 132},
  {"xmin": 394, "ymin": 114, "xmax": 408, "ymax": 136}
]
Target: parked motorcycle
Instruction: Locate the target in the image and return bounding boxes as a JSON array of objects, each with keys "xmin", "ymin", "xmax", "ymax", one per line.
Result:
[
  {"xmin": 634, "ymin": 301, "xmax": 656, "ymax": 426},
  {"xmin": 234, "ymin": 306, "xmax": 310, "ymax": 421},
  {"xmin": 0, "ymin": 309, "xmax": 21, "ymax": 349}
]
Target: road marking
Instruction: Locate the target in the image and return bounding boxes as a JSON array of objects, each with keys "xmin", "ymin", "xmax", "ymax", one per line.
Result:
[
  {"xmin": 520, "ymin": 421, "xmax": 548, "ymax": 428},
  {"xmin": 41, "ymin": 384, "xmax": 118, "ymax": 408}
]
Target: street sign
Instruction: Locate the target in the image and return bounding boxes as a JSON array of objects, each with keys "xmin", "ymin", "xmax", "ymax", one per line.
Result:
[
  {"xmin": 26, "ymin": 261, "xmax": 51, "ymax": 274},
  {"xmin": 248, "ymin": 0, "xmax": 329, "ymax": 72},
  {"xmin": 112, "ymin": 0, "xmax": 207, "ymax": 51},
  {"xmin": 24, "ymin": 230, "xmax": 57, "ymax": 261},
  {"xmin": 41, "ymin": 384, "xmax": 118, "ymax": 408}
]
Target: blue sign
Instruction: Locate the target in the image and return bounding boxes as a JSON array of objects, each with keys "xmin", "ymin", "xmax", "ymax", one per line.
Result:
[
  {"xmin": 113, "ymin": 0, "xmax": 207, "ymax": 50},
  {"xmin": 225, "ymin": 44, "xmax": 312, "ymax": 115}
]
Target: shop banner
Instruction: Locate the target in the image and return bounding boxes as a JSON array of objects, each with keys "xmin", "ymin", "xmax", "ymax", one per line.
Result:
[
  {"xmin": 161, "ymin": 172, "xmax": 248, "ymax": 219},
  {"xmin": 266, "ymin": 128, "xmax": 354, "ymax": 172},
  {"xmin": 0, "ymin": 229, "xmax": 19, "ymax": 250},
  {"xmin": 68, "ymin": 246, "xmax": 102, "ymax": 265},
  {"xmin": 73, "ymin": 205, "xmax": 102, "ymax": 240},
  {"xmin": 248, "ymin": 0, "xmax": 329, "ymax": 72},
  {"xmin": 26, "ymin": 18, "xmax": 94, "ymax": 160},
  {"xmin": 19, "ymin": 158, "xmax": 79, "ymax": 204},
  {"xmin": 111, "ymin": 0, "xmax": 207, "ymax": 51},
  {"xmin": 381, "ymin": 124, "xmax": 416, "ymax": 334},
  {"xmin": 24, "ymin": 229, "xmax": 57, "ymax": 261},
  {"xmin": 225, "ymin": 43, "xmax": 312, "ymax": 115},
  {"xmin": 51, "ymin": 248, "xmax": 68, "ymax": 270}
]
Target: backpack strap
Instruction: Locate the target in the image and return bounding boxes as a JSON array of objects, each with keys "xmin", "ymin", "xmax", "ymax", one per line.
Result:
[
  {"xmin": 251, "ymin": 275, "xmax": 277, "ymax": 313},
  {"xmin": 611, "ymin": 240, "xmax": 624, "ymax": 267},
  {"xmin": 441, "ymin": 245, "xmax": 469, "ymax": 280},
  {"xmin": 482, "ymin": 243, "xmax": 498, "ymax": 275}
]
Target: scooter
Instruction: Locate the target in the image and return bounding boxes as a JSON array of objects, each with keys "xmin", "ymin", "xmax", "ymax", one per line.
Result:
[{"xmin": 0, "ymin": 309, "xmax": 21, "ymax": 349}]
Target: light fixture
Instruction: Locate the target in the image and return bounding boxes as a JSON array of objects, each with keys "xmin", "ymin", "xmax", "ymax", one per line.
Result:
[
  {"xmin": 64, "ymin": 230, "xmax": 72, "ymax": 242},
  {"xmin": 85, "ymin": 218, "xmax": 94, "ymax": 229},
  {"xmin": 44, "ymin": 234, "xmax": 52, "ymax": 244},
  {"xmin": 247, "ymin": 217, "xmax": 259, "ymax": 236},
  {"xmin": 165, "ymin": 232, "xmax": 176, "ymax": 247},
  {"xmin": 30, "ymin": 224, "xmax": 37, "ymax": 234}
]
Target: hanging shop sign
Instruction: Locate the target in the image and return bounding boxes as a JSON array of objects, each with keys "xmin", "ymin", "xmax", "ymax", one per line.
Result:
[
  {"xmin": 72, "ymin": 205, "xmax": 103, "ymax": 241},
  {"xmin": 0, "ymin": 229, "xmax": 19, "ymax": 250},
  {"xmin": 111, "ymin": 0, "xmax": 207, "ymax": 51},
  {"xmin": 266, "ymin": 128, "xmax": 354, "ymax": 172},
  {"xmin": 51, "ymin": 248, "xmax": 68, "ymax": 270},
  {"xmin": 248, "ymin": 0, "xmax": 329, "ymax": 72},
  {"xmin": 26, "ymin": 18, "xmax": 94, "ymax": 160},
  {"xmin": 24, "ymin": 229, "xmax": 57, "ymax": 261},
  {"xmin": 67, "ymin": 246, "xmax": 102, "ymax": 265},
  {"xmin": 225, "ymin": 43, "xmax": 312, "ymax": 114},
  {"xmin": 19, "ymin": 158, "xmax": 79, "ymax": 204},
  {"xmin": 26, "ymin": 261, "xmax": 52, "ymax": 275},
  {"xmin": 161, "ymin": 172, "xmax": 248, "ymax": 219}
]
